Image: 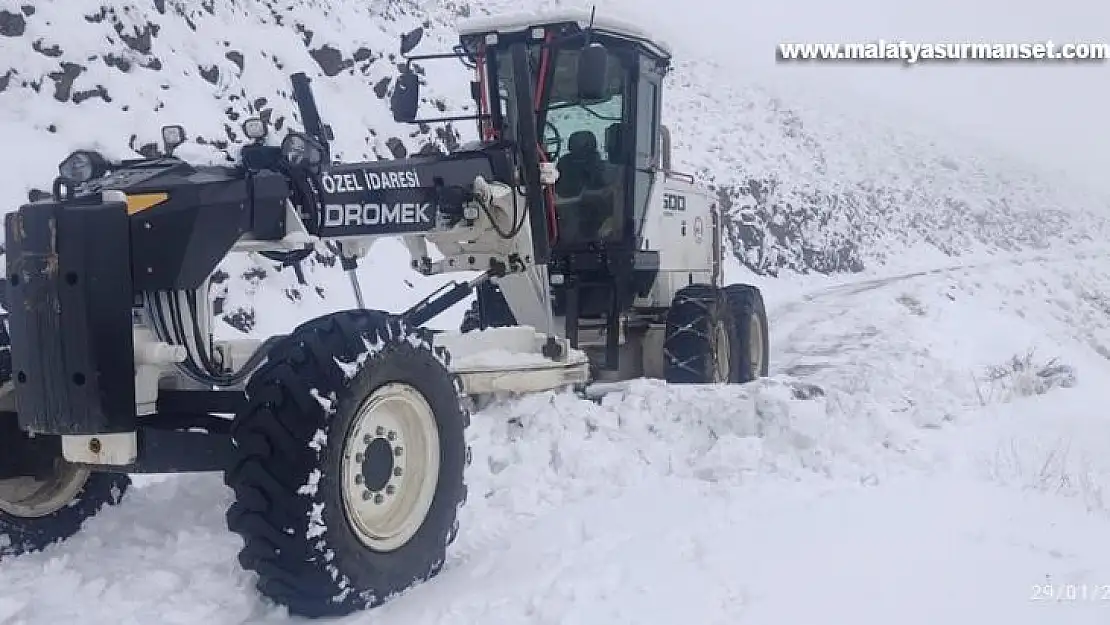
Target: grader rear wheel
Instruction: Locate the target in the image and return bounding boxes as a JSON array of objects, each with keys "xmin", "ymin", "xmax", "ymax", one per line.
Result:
[
  {"xmin": 0, "ymin": 317, "xmax": 130, "ymax": 558},
  {"xmin": 723, "ymin": 283, "xmax": 770, "ymax": 381},
  {"xmin": 0, "ymin": 460, "xmax": 129, "ymax": 558},
  {"xmin": 662, "ymin": 283, "xmax": 769, "ymax": 384}
]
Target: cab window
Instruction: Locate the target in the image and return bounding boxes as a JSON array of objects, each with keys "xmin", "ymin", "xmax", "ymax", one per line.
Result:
[{"xmin": 540, "ymin": 46, "xmax": 629, "ymax": 245}]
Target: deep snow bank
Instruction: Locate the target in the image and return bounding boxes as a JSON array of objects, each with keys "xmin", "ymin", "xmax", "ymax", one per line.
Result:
[{"xmin": 449, "ymin": 250, "xmax": 1110, "ymax": 600}]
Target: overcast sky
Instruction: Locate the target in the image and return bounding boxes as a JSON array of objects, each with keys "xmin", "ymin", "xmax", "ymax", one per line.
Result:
[{"xmin": 620, "ymin": 0, "xmax": 1110, "ymax": 194}]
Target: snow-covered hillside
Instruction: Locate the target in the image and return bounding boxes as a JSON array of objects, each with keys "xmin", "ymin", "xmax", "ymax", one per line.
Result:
[
  {"xmin": 4, "ymin": 0, "xmax": 1110, "ymax": 333},
  {"xmin": 660, "ymin": 53, "xmax": 1110, "ymax": 275}
]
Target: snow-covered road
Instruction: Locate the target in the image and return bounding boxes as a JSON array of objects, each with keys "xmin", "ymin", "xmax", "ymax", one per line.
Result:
[{"xmin": 2, "ymin": 253, "xmax": 1109, "ymax": 624}]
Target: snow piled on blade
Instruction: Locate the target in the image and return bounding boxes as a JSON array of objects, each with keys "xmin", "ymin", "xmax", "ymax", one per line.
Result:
[{"xmin": 472, "ymin": 379, "xmax": 848, "ymax": 495}]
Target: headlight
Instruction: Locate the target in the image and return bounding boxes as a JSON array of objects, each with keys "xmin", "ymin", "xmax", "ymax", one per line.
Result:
[
  {"xmin": 161, "ymin": 125, "xmax": 186, "ymax": 151},
  {"xmin": 58, "ymin": 150, "xmax": 109, "ymax": 184},
  {"xmin": 280, "ymin": 132, "xmax": 325, "ymax": 168},
  {"xmin": 242, "ymin": 117, "xmax": 268, "ymax": 141}
]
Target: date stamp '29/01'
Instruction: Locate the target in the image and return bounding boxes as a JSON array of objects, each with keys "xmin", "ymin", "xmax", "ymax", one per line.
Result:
[{"xmin": 1031, "ymin": 583, "xmax": 1110, "ymax": 603}]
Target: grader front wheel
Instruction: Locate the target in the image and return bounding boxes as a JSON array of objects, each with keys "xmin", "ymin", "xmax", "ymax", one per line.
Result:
[{"xmin": 224, "ymin": 310, "xmax": 470, "ymax": 618}]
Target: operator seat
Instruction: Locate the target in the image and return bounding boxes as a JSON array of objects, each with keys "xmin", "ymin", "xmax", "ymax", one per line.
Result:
[
  {"xmin": 555, "ymin": 131, "xmax": 607, "ymax": 197},
  {"xmin": 554, "ymin": 130, "xmax": 611, "ymax": 243}
]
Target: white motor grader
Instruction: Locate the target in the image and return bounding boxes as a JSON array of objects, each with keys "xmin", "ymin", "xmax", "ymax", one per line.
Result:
[{"xmin": 0, "ymin": 8, "xmax": 768, "ymax": 618}]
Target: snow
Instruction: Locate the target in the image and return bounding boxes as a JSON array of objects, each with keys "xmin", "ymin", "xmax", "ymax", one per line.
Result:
[
  {"xmin": 451, "ymin": 348, "xmax": 557, "ymax": 368},
  {"xmin": 4, "ymin": 0, "xmax": 1110, "ymax": 331},
  {"xmin": 3, "ymin": 0, "xmax": 1110, "ymax": 623},
  {"xmin": 0, "ymin": 252, "xmax": 1103, "ymax": 623},
  {"xmin": 391, "ymin": 475, "xmax": 1110, "ymax": 624}
]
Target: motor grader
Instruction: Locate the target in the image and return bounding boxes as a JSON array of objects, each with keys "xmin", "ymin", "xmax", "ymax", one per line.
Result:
[{"xmin": 0, "ymin": 8, "xmax": 768, "ymax": 617}]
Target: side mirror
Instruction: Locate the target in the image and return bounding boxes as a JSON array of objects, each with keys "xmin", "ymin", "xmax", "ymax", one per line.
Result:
[
  {"xmin": 390, "ymin": 71, "xmax": 420, "ymax": 123},
  {"xmin": 577, "ymin": 42, "xmax": 609, "ymax": 101},
  {"xmin": 400, "ymin": 27, "xmax": 424, "ymax": 56}
]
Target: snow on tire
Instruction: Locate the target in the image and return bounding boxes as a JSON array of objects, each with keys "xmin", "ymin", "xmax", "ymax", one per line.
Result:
[{"xmin": 224, "ymin": 310, "xmax": 470, "ymax": 618}]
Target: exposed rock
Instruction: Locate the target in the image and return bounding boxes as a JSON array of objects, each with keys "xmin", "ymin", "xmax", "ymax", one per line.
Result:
[
  {"xmin": 435, "ymin": 125, "xmax": 459, "ymax": 151},
  {"xmin": 242, "ymin": 267, "xmax": 267, "ymax": 283},
  {"xmin": 372, "ymin": 76, "xmax": 390, "ymax": 99},
  {"xmin": 0, "ymin": 10, "xmax": 26, "ymax": 37},
  {"xmin": 225, "ymin": 50, "xmax": 244, "ymax": 72},
  {"xmin": 72, "ymin": 85, "xmax": 110, "ymax": 104},
  {"xmin": 309, "ymin": 44, "xmax": 351, "ymax": 76},
  {"xmin": 116, "ymin": 21, "xmax": 159, "ymax": 55},
  {"xmin": 717, "ymin": 180, "xmax": 865, "ymax": 275},
  {"xmin": 103, "ymin": 53, "xmax": 132, "ymax": 72},
  {"xmin": 47, "ymin": 62, "xmax": 85, "ymax": 102},
  {"xmin": 385, "ymin": 137, "xmax": 407, "ymax": 158},
  {"xmin": 294, "ymin": 23, "xmax": 313, "ymax": 46},
  {"xmin": 199, "ymin": 64, "xmax": 219, "ymax": 84},
  {"xmin": 221, "ymin": 309, "xmax": 254, "ymax": 333},
  {"xmin": 32, "ymin": 40, "xmax": 63, "ymax": 57}
]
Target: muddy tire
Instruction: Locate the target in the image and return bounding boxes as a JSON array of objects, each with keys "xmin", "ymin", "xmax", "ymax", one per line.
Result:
[
  {"xmin": 224, "ymin": 310, "xmax": 470, "ymax": 618},
  {"xmin": 0, "ymin": 316, "xmax": 130, "ymax": 559},
  {"xmin": 663, "ymin": 283, "xmax": 768, "ymax": 384}
]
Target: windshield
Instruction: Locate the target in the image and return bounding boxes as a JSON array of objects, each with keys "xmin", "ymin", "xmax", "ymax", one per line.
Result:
[
  {"xmin": 494, "ymin": 45, "xmax": 626, "ymax": 158},
  {"xmin": 544, "ymin": 46, "xmax": 625, "ymax": 107},
  {"xmin": 490, "ymin": 41, "xmax": 631, "ymax": 246},
  {"xmin": 543, "ymin": 100, "xmax": 622, "ymax": 162}
]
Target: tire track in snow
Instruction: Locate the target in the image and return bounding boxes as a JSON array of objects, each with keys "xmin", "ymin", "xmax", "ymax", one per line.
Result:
[
  {"xmin": 769, "ymin": 247, "xmax": 1110, "ymax": 382},
  {"xmin": 772, "ymin": 246, "xmax": 1110, "ymax": 318}
]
